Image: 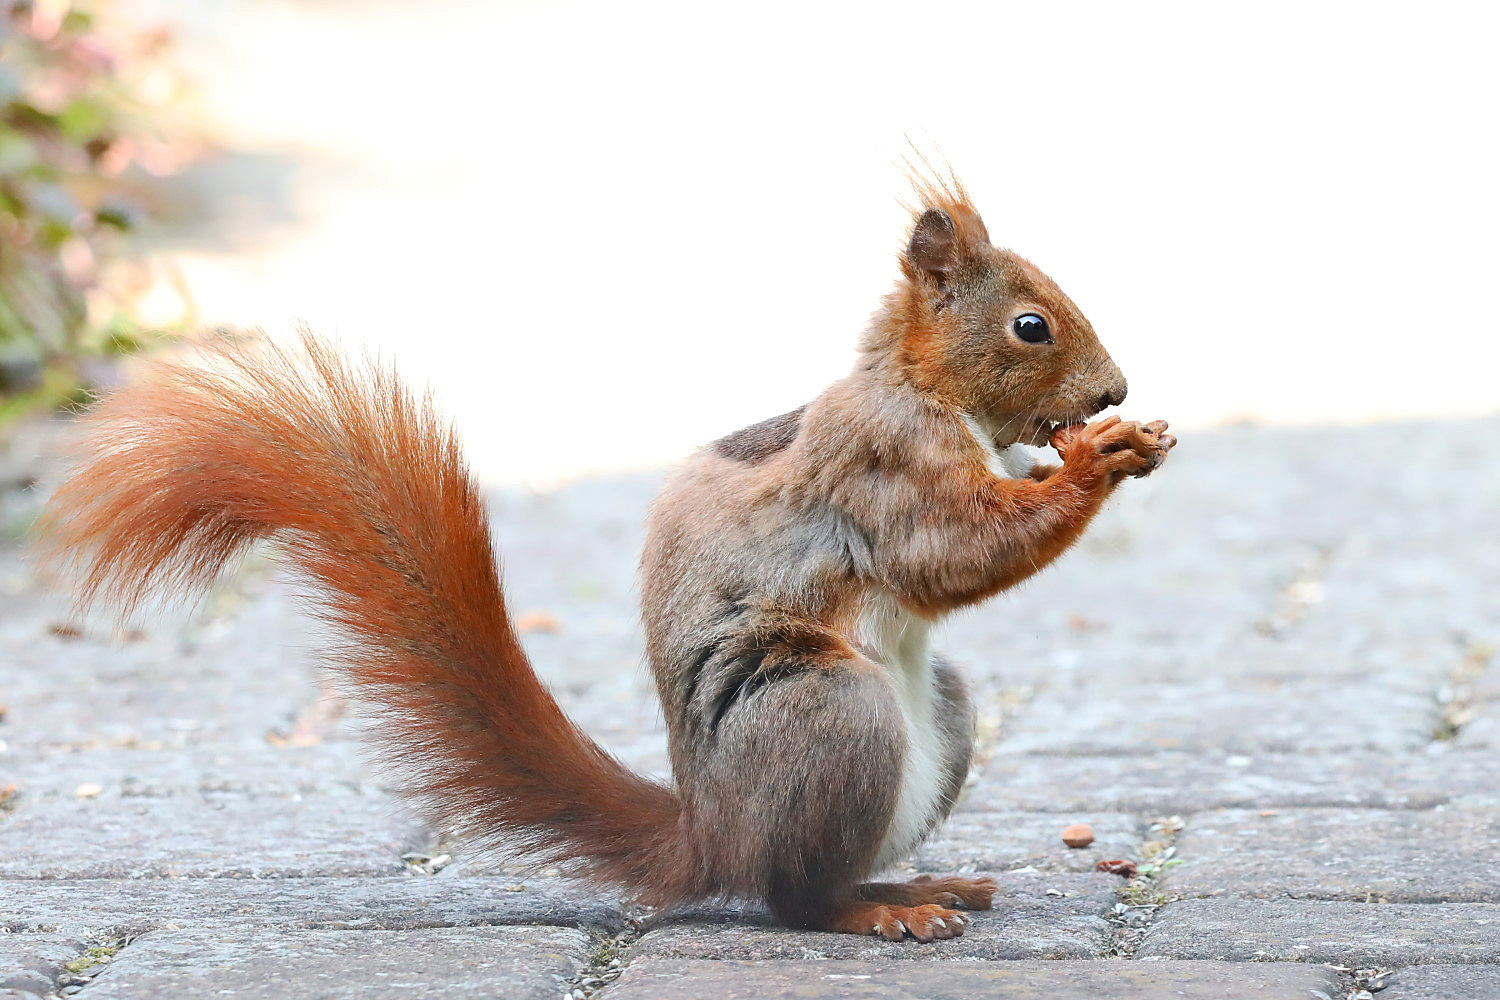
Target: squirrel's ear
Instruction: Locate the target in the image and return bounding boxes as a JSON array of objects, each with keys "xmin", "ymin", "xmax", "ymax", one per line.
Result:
[{"xmin": 906, "ymin": 208, "xmax": 961, "ymax": 279}]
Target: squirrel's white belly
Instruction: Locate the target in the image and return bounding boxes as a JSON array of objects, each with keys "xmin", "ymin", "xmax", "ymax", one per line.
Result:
[{"xmin": 858, "ymin": 595, "xmax": 945, "ymax": 870}]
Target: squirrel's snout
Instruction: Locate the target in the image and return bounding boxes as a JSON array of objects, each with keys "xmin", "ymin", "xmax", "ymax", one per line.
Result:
[{"xmin": 1092, "ymin": 381, "xmax": 1127, "ymax": 414}]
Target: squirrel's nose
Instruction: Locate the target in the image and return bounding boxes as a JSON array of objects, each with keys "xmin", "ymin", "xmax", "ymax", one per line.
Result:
[{"xmin": 1096, "ymin": 382, "xmax": 1127, "ymax": 412}]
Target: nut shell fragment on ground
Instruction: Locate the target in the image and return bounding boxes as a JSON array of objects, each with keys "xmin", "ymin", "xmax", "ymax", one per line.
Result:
[{"xmin": 1060, "ymin": 823, "xmax": 1095, "ymax": 848}]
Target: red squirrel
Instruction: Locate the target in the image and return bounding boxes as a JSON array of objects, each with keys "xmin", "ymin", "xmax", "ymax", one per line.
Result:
[{"xmin": 38, "ymin": 173, "xmax": 1174, "ymax": 943}]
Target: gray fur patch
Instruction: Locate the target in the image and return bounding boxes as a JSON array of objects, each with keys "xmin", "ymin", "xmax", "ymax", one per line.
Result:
[{"xmin": 714, "ymin": 406, "xmax": 805, "ymax": 464}]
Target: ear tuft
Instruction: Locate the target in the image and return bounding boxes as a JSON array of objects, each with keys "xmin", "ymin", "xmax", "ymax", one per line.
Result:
[{"xmin": 907, "ymin": 208, "xmax": 959, "ymax": 278}]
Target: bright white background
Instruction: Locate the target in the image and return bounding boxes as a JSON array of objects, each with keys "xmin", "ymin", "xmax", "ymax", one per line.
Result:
[{"xmin": 124, "ymin": 0, "xmax": 1499, "ymax": 486}]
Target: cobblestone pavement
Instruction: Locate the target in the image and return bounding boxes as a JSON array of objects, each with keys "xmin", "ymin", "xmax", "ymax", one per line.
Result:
[{"xmin": 2, "ymin": 417, "xmax": 1498, "ymax": 999}]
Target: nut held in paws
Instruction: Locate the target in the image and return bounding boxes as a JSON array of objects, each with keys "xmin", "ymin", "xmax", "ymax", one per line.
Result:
[
  {"xmin": 1049, "ymin": 423, "xmax": 1087, "ymax": 453},
  {"xmin": 1060, "ymin": 823, "xmax": 1095, "ymax": 848}
]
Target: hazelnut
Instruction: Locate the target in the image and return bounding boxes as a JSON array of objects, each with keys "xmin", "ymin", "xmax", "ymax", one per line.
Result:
[{"xmin": 1060, "ymin": 822, "xmax": 1095, "ymax": 848}]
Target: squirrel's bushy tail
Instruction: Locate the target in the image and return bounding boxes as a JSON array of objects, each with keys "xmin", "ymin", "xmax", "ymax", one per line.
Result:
[{"xmin": 37, "ymin": 332, "xmax": 688, "ymax": 900}]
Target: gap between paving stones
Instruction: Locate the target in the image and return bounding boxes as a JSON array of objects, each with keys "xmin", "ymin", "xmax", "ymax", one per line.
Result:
[
  {"xmin": 1433, "ymin": 642, "xmax": 1495, "ymax": 742},
  {"xmin": 1101, "ymin": 815, "xmax": 1185, "ymax": 960},
  {"xmin": 1271, "ymin": 961, "xmax": 1393, "ymax": 1000},
  {"xmin": 1252, "ymin": 542, "xmax": 1336, "ymax": 638},
  {"xmin": 50, "ymin": 930, "xmax": 133, "ymax": 996},
  {"xmin": 560, "ymin": 923, "xmax": 641, "ymax": 999}
]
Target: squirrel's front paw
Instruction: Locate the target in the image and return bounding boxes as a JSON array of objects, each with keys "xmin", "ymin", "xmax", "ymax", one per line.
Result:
[{"xmin": 1053, "ymin": 416, "xmax": 1176, "ymax": 482}]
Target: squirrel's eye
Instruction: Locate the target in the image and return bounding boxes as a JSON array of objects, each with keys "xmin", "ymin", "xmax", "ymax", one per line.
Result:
[{"xmin": 1013, "ymin": 313, "xmax": 1052, "ymax": 344}]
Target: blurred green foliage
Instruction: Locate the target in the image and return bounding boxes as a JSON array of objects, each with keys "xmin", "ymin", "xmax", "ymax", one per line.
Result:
[{"xmin": 0, "ymin": 0, "xmax": 201, "ymax": 422}]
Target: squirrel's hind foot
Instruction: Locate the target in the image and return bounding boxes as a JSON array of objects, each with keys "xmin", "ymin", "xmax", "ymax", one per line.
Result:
[
  {"xmin": 856, "ymin": 874, "xmax": 998, "ymax": 911},
  {"xmin": 821, "ymin": 901, "xmax": 968, "ymax": 942}
]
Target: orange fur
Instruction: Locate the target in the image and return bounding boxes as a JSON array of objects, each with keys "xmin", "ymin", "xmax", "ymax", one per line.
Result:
[
  {"xmin": 900, "ymin": 151, "xmax": 991, "ymax": 255},
  {"xmin": 823, "ymin": 901, "xmax": 967, "ymax": 943},
  {"xmin": 36, "ymin": 332, "xmax": 690, "ymax": 901}
]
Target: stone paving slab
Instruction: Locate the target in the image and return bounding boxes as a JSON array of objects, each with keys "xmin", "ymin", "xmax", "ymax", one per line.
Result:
[
  {"xmin": 0, "ymin": 677, "xmax": 318, "ymax": 752},
  {"xmin": 0, "ymin": 636, "xmax": 323, "ymax": 755},
  {"xmin": 961, "ymin": 749, "xmax": 1500, "ymax": 814},
  {"xmin": 956, "ymin": 626, "xmax": 1457, "ymax": 693},
  {"xmin": 1293, "ymin": 532, "xmax": 1500, "ymax": 651},
  {"xmin": 912, "ymin": 812, "xmax": 1140, "ymax": 873},
  {"xmin": 608, "ymin": 958, "xmax": 1345, "ymax": 999},
  {"xmin": 0, "ymin": 934, "xmax": 86, "ymax": 997},
  {"xmin": 1138, "ymin": 898, "xmax": 1500, "ymax": 964},
  {"xmin": 0, "ymin": 794, "xmax": 424, "ymax": 879},
  {"xmin": 1, "ymin": 744, "xmax": 379, "ymax": 800},
  {"xmin": 941, "ymin": 554, "xmax": 1307, "ymax": 692},
  {"xmin": 79, "ymin": 925, "xmax": 590, "ymax": 1000},
  {"xmin": 630, "ymin": 874, "xmax": 1117, "ymax": 962},
  {"xmin": 942, "ymin": 560, "xmax": 1300, "ymax": 689},
  {"xmin": 993, "ymin": 676, "xmax": 1439, "ymax": 755},
  {"xmin": 1382, "ymin": 964, "xmax": 1500, "ymax": 999},
  {"xmin": 0, "ymin": 562, "xmax": 333, "ymax": 755},
  {"xmin": 0, "ymin": 876, "xmax": 626, "ymax": 937},
  {"xmin": 1162, "ymin": 807, "xmax": 1500, "ymax": 902}
]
